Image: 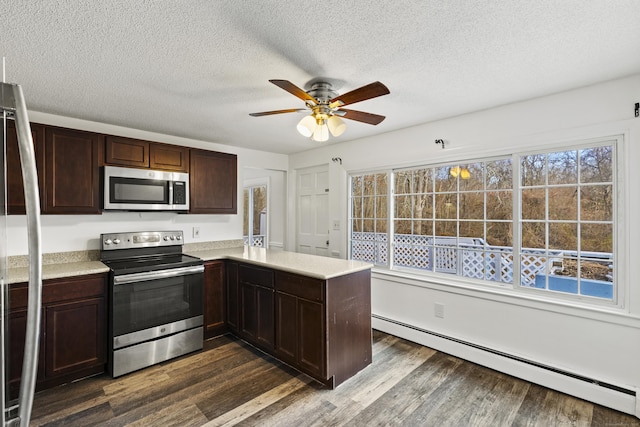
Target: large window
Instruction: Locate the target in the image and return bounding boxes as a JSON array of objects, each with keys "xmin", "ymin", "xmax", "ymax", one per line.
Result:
[{"xmin": 349, "ymin": 139, "xmax": 618, "ymax": 303}]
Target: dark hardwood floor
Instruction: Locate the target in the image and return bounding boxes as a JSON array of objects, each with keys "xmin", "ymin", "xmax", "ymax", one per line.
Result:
[{"xmin": 30, "ymin": 330, "xmax": 639, "ymax": 426}]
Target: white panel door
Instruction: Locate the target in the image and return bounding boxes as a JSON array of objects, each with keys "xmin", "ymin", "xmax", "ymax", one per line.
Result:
[{"xmin": 297, "ymin": 165, "xmax": 329, "ymax": 256}]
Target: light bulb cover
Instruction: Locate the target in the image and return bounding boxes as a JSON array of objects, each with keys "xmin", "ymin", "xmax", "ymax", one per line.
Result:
[
  {"xmin": 312, "ymin": 123, "xmax": 329, "ymax": 142},
  {"xmin": 296, "ymin": 115, "xmax": 316, "ymax": 137},
  {"xmin": 327, "ymin": 116, "xmax": 346, "ymax": 137}
]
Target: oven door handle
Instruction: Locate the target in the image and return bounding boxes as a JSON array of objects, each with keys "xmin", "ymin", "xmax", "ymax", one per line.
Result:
[{"xmin": 113, "ymin": 265, "xmax": 204, "ymax": 285}]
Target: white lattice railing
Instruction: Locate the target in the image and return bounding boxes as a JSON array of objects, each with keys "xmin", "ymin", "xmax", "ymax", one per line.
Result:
[
  {"xmin": 244, "ymin": 234, "xmax": 265, "ymax": 247},
  {"xmin": 350, "ymin": 232, "xmax": 574, "ymax": 286}
]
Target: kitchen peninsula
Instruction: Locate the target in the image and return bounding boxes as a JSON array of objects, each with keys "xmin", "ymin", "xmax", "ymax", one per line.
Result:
[{"xmin": 187, "ymin": 245, "xmax": 374, "ymax": 388}]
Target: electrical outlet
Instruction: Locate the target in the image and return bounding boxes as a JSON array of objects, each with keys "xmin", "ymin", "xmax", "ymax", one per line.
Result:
[
  {"xmin": 193, "ymin": 227, "xmax": 200, "ymax": 238},
  {"xmin": 434, "ymin": 302, "xmax": 445, "ymax": 319}
]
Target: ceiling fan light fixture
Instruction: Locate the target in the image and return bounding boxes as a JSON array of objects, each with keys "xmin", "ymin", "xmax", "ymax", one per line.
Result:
[
  {"xmin": 327, "ymin": 115, "xmax": 346, "ymax": 137},
  {"xmin": 311, "ymin": 123, "xmax": 329, "ymax": 142},
  {"xmin": 296, "ymin": 115, "xmax": 316, "ymax": 137}
]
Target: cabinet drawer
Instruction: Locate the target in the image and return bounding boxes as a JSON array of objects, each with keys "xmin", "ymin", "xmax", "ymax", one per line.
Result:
[
  {"xmin": 238, "ymin": 264, "xmax": 274, "ymax": 288},
  {"xmin": 275, "ymin": 271, "xmax": 324, "ymax": 302},
  {"xmin": 43, "ymin": 275, "xmax": 107, "ymax": 304},
  {"xmin": 9, "ymin": 283, "xmax": 29, "ymax": 309}
]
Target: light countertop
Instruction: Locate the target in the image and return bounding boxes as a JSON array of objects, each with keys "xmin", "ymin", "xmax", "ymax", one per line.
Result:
[
  {"xmin": 6, "ymin": 246, "xmax": 372, "ymax": 284},
  {"xmin": 7, "ymin": 261, "xmax": 110, "ymax": 285},
  {"xmin": 186, "ymin": 246, "xmax": 373, "ymax": 280}
]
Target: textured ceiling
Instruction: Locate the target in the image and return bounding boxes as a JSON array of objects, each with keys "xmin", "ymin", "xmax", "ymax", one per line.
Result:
[{"xmin": 3, "ymin": 1, "xmax": 640, "ymax": 154}]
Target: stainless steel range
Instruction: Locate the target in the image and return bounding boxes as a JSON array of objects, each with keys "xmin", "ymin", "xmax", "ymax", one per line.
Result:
[{"xmin": 100, "ymin": 230, "xmax": 204, "ymax": 377}]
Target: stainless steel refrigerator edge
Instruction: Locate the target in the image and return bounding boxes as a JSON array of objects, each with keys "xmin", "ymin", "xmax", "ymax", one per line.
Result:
[{"xmin": 1, "ymin": 79, "xmax": 43, "ymax": 426}]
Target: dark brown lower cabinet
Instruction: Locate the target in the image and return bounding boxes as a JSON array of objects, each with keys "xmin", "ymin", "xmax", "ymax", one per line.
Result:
[
  {"xmin": 275, "ymin": 290, "xmax": 325, "ymax": 378},
  {"xmin": 45, "ymin": 297, "xmax": 105, "ymax": 378},
  {"xmin": 8, "ymin": 273, "xmax": 107, "ymax": 397},
  {"xmin": 239, "ymin": 281, "xmax": 275, "ymax": 351},
  {"xmin": 204, "ymin": 260, "xmax": 227, "ymax": 339}
]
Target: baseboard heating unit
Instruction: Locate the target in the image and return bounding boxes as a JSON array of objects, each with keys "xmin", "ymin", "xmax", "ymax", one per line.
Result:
[{"xmin": 372, "ymin": 314, "xmax": 638, "ymax": 418}]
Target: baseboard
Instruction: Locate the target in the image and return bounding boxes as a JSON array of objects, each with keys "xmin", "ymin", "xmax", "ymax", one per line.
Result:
[{"xmin": 372, "ymin": 314, "xmax": 638, "ymax": 417}]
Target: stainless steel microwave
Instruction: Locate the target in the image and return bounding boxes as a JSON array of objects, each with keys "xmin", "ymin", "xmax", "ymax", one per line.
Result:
[{"xmin": 103, "ymin": 165, "xmax": 189, "ymax": 211}]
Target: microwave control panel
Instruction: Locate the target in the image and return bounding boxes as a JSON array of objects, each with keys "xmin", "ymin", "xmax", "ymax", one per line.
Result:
[{"xmin": 173, "ymin": 181, "xmax": 187, "ymax": 205}]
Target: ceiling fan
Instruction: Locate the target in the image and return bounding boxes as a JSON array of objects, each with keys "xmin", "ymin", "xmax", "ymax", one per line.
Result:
[{"xmin": 249, "ymin": 79, "xmax": 390, "ymax": 142}]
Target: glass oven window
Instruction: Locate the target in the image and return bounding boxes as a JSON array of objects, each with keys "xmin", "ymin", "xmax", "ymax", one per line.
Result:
[{"xmin": 112, "ymin": 272, "xmax": 203, "ymax": 337}]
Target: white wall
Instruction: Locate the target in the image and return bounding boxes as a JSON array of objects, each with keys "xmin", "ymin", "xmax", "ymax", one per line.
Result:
[
  {"xmin": 7, "ymin": 111, "xmax": 288, "ymax": 256},
  {"xmin": 288, "ymin": 74, "xmax": 640, "ymax": 415}
]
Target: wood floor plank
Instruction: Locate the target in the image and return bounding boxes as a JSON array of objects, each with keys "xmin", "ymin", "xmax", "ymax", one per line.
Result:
[
  {"xmin": 342, "ymin": 351, "xmax": 465, "ymax": 426},
  {"xmin": 125, "ymin": 402, "xmax": 209, "ymax": 427},
  {"xmin": 203, "ymin": 375, "xmax": 312, "ymax": 426},
  {"xmin": 36, "ymin": 401, "xmax": 114, "ymax": 427}
]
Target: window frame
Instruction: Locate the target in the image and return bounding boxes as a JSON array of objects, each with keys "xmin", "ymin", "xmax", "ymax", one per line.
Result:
[{"xmin": 348, "ymin": 135, "xmax": 624, "ymax": 308}]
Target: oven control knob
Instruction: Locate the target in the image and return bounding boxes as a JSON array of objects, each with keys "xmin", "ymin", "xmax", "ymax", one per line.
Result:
[
  {"xmin": 176, "ymin": 235, "xmax": 182, "ymax": 240},
  {"xmin": 170, "ymin": 235, "xmax": 176, "ymax": 240},
  {"xmin": 163, "ymin": 236, "xmax": 169, "ymax": 241},
  {"xmin": 113, "ymin": 238, "xmax": 121, "ymax": 245},
  {"xmin": 104, "ymin": 239, "xmax": 112, "ymax": 245}
]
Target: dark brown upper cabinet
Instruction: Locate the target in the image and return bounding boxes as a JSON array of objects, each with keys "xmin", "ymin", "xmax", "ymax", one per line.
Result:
[
  {"xmin": 189, "ymin": 149, "xmax": 237, "ymax": 214},
  {"xmin": 105, "ymin": 136, "xmax": 189, "ymax": 172},
  {"xmin": 105, "ymin": 135, "xmax": 149, "ymax": 168},
  {"xmin": 6, "ymin": 120, "xmax": 45, "ymax": 215},
  {"xmin": 150, "ymin": 143, "xmax": 189, "ymax": 172},
  {"xmin": 44, "ymin": 126, "xmax": 102, "ymax": 214}
]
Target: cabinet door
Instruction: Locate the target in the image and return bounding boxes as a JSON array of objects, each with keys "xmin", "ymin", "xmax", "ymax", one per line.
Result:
[
  {"xmin": 204, "ymin": 261, "xmax": 226, "ymax": 338},
  {"xmin": 150, "ymin": 143, "xmax": 189, "ymax": 172},
  {"xmin": 298, "ymin": 299, "xmax": 325, "ymax": 377},
  {"xmin": 226, "ymin": 261, "xmax": 239, "ymax": 332},
  {"xmin": 44, "ymin": 297, "xmax": 106, "ymax": 377},
  {"xmin": 104, "ymin": 135, "xmax": 150, "ymax": 168},
  {"xmin": 7, "ymin": 307, "xmax": 45, "ymax": 399},
  {"xmin": 189, "ymin": 149, "xmax": 237, "ymax": 214},
  {"xmin": 44, "ymin": 127, "xmax": 102, "ymax": 214},
  {"xmin": 239, "ymin": 282, "xmax": 274, "ymax": 350},
  {"xmin": 6, "ymin": 120, "xmax": 45, "ymax": 215},
  {"xmin": 275, "ymin": 292, "xmax": 297, "ymax": 364},
  {"xmin": 256, "ymin": 285, "xmax": 275, "ymax": 350},
  {"xmin": 240, "ymin": 282, "xmax": 257, "ymax": 341}
]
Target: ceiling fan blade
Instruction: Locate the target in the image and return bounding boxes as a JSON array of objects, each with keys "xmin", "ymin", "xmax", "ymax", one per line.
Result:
[
  {"xmin": 339, "ymin": 109, "xmax": 386, "ymax": 125},
  {"xmin": 249, "ymin": 108, "xmax": 307, "ymax": 117},
  {"xmin": 330, "ymin": 81, "xmax": 390, "ymax": 107},
  {"xmin": 269, "ymin": 80, "xmax": 317, "ymax": 103}
]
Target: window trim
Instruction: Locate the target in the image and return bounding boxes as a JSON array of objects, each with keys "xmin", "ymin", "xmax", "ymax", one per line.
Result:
[{"xmin": 348, "ymin": 134, "xmax": 624, "ymax": 309}]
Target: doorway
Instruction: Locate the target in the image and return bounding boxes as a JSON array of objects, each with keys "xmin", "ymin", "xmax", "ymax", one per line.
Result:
[{"xmin": 243, "ymin": 181, "xmax": 268, "ymax": 248}]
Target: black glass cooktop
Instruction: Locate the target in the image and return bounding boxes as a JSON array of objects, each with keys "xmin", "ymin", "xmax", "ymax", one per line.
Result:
[{"xmin": 103, "ymin": 253, "xmax": 203, "ymax": 275}]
